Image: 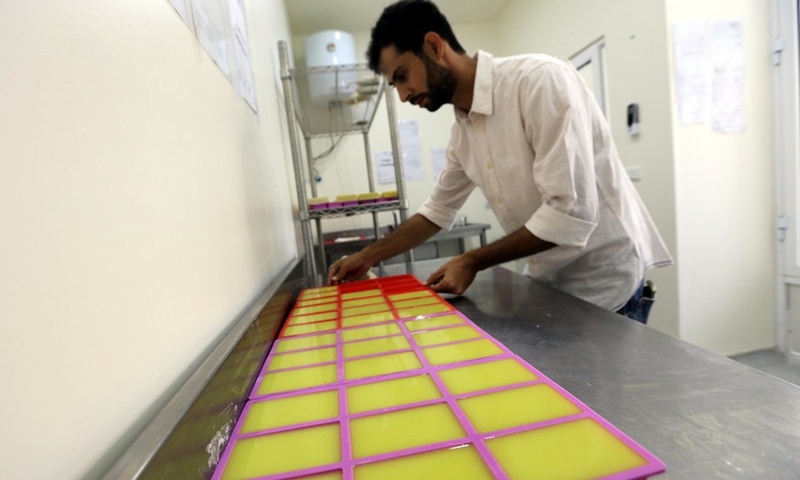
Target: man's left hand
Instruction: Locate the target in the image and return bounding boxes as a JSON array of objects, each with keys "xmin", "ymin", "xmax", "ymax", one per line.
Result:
[{"xmin": 424, "ymin": 254, "xmax": 478, "ymax": 295}]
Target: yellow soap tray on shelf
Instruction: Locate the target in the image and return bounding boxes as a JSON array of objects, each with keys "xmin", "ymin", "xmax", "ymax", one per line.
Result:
[
  {"xmin": 308, "ymin": 196, "xmax": 329, "ymax": 210},
  {"xmin": 357, "ymin": 192, "xmax": 380, "ymax": 204}
]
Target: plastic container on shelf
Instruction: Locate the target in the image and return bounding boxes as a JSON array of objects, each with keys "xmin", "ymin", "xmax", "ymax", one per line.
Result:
[
  {"xmin": 357, "ymin": 192, "xmax": 380, "ymax": 205},
  {"xmin": 334, "ymin": 194, "xmax": 359, "ymax": 207},
  {"xmin": 379, "ymin": 190, "xmax": 399, "ymax": 202},
  {"xmin": 308, "ymin": 197, "xmax": 330, "ymax": 210},
  {"xmin": 304, "ymin": 30, "xmax": 357, "ymax": 105}
]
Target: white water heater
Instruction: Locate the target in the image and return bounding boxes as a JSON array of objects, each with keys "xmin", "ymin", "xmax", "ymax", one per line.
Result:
[{"xmin": 304, "ymin": 30, "xmax": 357, "ymax": 104}]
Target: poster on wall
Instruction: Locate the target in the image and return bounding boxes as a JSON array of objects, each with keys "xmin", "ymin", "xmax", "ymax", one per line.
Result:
[
  {"xmin": 227, "ymin": 0, "xmax": 258, "ymax": 112},
  {"xmin": 672, "ymin": 21, "xmax": 712, "ymax": 125},
  {"xmin": 710, "ymin": 20, "xmax": 746, "ymax": 133},
  {"xmin": 192, "ymin": 0, "xmax": 230, "ymax": 77},
  {"xmin": 166, "ymin": 0, "xmax": 192, "ymax": 28},
  {"xmin": 376, "ymin": 151, "xmax": 396, "ymax": 184},
  {"xmin": 430, "ymin": 147, "xmax": 447, "ymax": 182},
  {"xmin": 398, "ymin": 120, "xmax": 424, "ymax": 181},
  {"xmin": 672, "ymin": 20, "xmax": 746, "ymax": 132}
]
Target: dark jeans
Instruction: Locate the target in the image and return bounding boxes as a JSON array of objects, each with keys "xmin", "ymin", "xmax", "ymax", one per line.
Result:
[{"xmin": 616, "ymin": 280, "xmax": 655, "ymax": 324}]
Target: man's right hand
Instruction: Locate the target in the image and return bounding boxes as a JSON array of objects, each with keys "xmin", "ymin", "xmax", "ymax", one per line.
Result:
[
  {"xmin": 327, "ymin": 252, "xmax": 374, "ymax": 285},
  {"xmin": 326, "ymin": 214, "xmax": 442, "ymax": 285}
]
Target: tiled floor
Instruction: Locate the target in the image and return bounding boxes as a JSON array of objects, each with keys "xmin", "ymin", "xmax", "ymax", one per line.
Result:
[{"xmin": 730, "ymin": 349, "xmax": 800, "ymax": 387}]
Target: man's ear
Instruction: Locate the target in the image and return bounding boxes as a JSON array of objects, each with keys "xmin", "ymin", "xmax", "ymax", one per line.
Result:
[{"xmin": 423, "ymin": 32, "xmax": 444, "ymax": 60}]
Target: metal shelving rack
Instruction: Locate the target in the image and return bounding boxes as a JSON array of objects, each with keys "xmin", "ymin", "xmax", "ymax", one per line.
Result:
[{"xmin": 278, "ymin": 40, "xmax": 412, "ymax": 280}]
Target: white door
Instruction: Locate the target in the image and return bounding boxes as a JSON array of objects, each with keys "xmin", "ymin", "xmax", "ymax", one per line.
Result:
[
  {"xmin": 571, "ymin": 39, "xmax": 608, "ymax": 116},
  {"xmin": 773, "ymin": 0, "xmax": 800, "ymax": 360}
]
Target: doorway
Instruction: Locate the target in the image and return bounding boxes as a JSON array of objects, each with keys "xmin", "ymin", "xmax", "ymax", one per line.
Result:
[
  {"xmin": 773, "ymin": 0, "xmax": 800, "ymax": 361},
  {"xmin": 571, "ymin": 39, "xmax": 608, "ymax": 116}
]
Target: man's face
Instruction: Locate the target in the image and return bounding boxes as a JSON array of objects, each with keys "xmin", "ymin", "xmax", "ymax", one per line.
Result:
[{"xmin": 379, "ymin": 46, "xmax": 457, "ymax": 112}]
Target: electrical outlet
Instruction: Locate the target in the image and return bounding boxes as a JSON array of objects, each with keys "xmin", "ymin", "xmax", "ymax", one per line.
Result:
[{"xmin": 626, "ymin": 166, "xmax": 642, "ymax": 182}]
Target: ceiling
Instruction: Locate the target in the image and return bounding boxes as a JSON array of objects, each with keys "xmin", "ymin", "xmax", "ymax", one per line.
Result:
[{"xmin": 284, "ymin": 0, "xmax": 512, "ymax": 37}]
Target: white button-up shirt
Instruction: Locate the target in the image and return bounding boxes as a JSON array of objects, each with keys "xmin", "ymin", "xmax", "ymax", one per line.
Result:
[{"xmin": 418, "ymin": 51, "xmax": 673, "ymax": 310}]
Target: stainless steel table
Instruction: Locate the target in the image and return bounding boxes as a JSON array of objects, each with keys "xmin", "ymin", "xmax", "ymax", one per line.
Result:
[
  {"xmin": 106, "ymin": 259, "xmax": 800, "ymax": 480},
  {"xmin": 384, "ymin": 260, "xmax": 800, "ymax": 480}
]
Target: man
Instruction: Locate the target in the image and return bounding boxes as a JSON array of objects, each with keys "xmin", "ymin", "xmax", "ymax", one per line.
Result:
[{"xmin": 328, "ymin": 0, "xmax": 672, "ymax": 323}]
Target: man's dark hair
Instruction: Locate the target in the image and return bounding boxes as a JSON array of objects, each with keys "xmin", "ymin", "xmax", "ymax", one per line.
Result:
[{"xmin": 367, "ymin": 0, "xmax": 466, "ymax": 73}]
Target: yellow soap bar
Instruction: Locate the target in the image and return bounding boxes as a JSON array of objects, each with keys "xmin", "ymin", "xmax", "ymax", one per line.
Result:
[
  {"xmin": 342, "ymin": 296, "xmax": 386, "ymax": 309},
  {"xmin": 287, "ymin": 311, "xmax": 338, "ymax": 326},
  {"xmin": 388, "ymin": 290, "xmax": 434, "ymax": 302},
  {"xmin": 349, "ymin": 403, "xmax": 466, "ymax": 458},
  {"xmin": 380, "ymin": 190, "xmax": 398, "ymax": 199},
  {"xmin": 293, "ymin": 303, "xmax": 339, "ymax": 316},
  {"xmin": 422, "ymin": 339, "xmax": 503, "ymax": 366},
  {"xmin": 300, "ymin": 286, "xmax": 337, "ymax": 298},
  {"xmin": 297, "ymin": 297, "xmax": 338, "ymax": 308},
  {"xmin": 354, "ymin": 445, "xmax": 493, "ymax": 480},
  {"xmin": 341, "ymin": 303, "xmax": 390, "ymax": 317},
  {"xmin": 344, "ymin": 351, "xmax": 422, "ymax": 380},
  {"xmin": 357, "ymin": 192, "xmax": 380, "ymax": 200},
  {"xmin": 275, "ymin": 333, "xmax": 337, "ymax": 353},
  {"xmin": 392, "ymin": 296, "xmax": 441, "ymax": 309},
  {"xmin": 438, "ymin": 358, "xmax": 539, "ymax": 396},
  {"xmin": 404, "ymin": 313, "xmax": 464, "ymax": 332},
  {"xmin": 308, "ymin": 196, "xmax": 329, "ymax": 206},
  {"xmin": 341, "ymin": 289, "xmax": 382, "ymax": 300},
  {"xmin": 412, "ymin": 325, "xmax": 482, "ymax": 347},
  {"xmin": 241, "ymin": 390, "xmax": 339, "ymax": 433},
  {"xmin": 283, "ymin": 320, "xmax": 338, "ymax": 337},
  {"xmin": 341, "ymin": 311, "xmax": 395, "ymax": 328},
  {"xmin": 267, "ymin": 346, "xmax": 337, "ymax": 371},
  {"xmin": 334, "ymin": 194, "xmax": 358, "ymax": 202},
  {"xmin": 221, "ymin": 423, "xmax": 341, "ymax": 479},
  {"xmin": 257, "ymin": 364, "xmax": 338, "ymax": 395},
  {"xmin": 343, "ymin": 335, "xmax": 411, "ymax": 359},
  {"xmin": 485, "ymin": 418, "xmax": 648, "ymax": 479},
  {"xmin": 457, "ymin": 384, "xmax": 581, "ymax": 433},
  {"xmin": 341, "ymin": 323, "xmax": 402, "ymax": 342},
  {"xmin": 396, "ymin": 303, "xmax": 452, "ymax": 319},
  {"xmin": 347, "ymin": 374, "xmax": 442, "ymax": 414}
]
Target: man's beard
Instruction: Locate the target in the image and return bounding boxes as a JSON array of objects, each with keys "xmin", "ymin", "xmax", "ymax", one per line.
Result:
[{"xmin": 420, "ymin": 54, "xmax": 457, "ymax": 112}]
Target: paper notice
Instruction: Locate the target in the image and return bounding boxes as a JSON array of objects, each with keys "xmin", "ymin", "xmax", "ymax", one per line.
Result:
[
  {"xmin": 376, "ymin": 151, "xmax": 396, "ymax": 184},
  {"xmin": 398, "ymin": 119, "xmax": 424, "ymax": 181},
  {"xmin": 167, "ymin": 0, "xmax": 192, "ymax": 27},
  {"xmin": 227, "ymin": 0, "xmax": 258, "ymax": 112},
  {"xmin": 431, "ymin": 148, "xmax": 447, "ymax": 181},
  {"xmin": 192, "ymin": 0, "xmax": 230, "ymax": 77},
  {"xmin": 710, "ymin": 20, "xmax": 746, "ymax": 133},
  {"xmin": 673, "ymin": 21, "xmax": 712, "ymax": 125}
]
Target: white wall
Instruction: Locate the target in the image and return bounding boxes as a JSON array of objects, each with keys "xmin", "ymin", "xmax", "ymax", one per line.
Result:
[
  {"xmin": 666, "ymin": 0, "xmax": 775, "ymax": 355},
  {"xmin": 0, "ymin": 1, "xmax": 297, "ymax": 478}
]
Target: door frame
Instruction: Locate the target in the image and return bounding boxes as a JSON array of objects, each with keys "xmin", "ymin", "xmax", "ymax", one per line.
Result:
[
  {"xmin": 772, "ymin": 0, "xmax": 800, "ymax": 359},
  {"xmin": 571, "ymin": 38, "xmax": 608, "ymax": 116}
]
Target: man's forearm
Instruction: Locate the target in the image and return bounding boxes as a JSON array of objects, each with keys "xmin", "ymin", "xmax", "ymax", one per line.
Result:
[
  {"xmin": 361, "ymin": 213, "xmax": 441, "ymax": 264},
  {"xmin": 464, "ymin": 227, "xmax": 555, "ymax": 271}
]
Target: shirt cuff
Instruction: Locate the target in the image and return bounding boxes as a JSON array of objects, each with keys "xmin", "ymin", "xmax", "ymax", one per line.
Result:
[
  {"xmin": 418, "ymin": 197, "xmax": 459, "ymax": 230},
  {"xmin": 525, "ymin": 202, "xmax": 596, "ymax": 248}
]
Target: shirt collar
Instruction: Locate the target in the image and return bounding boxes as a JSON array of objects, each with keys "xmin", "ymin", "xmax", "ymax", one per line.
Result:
[{"xmin": 455, "ymin": 50, "xmax": 494, "ymax": 120}]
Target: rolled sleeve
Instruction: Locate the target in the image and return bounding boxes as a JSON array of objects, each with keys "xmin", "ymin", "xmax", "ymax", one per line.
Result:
[
  {"xmin": 418, "ymin": 198, "xmax": 460, "ymax": 230},
  {"xmin": 525, "ymin": 202, "xmax": 596, "ymax": 247}
]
